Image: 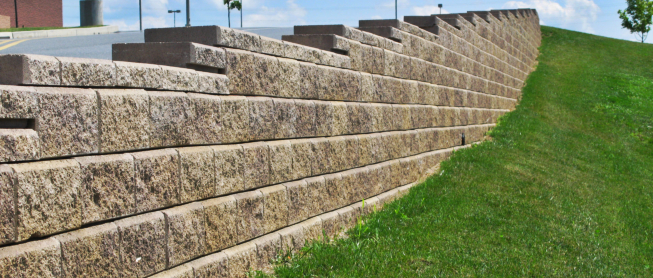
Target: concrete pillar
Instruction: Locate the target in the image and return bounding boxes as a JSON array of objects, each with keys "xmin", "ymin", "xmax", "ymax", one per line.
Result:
[{"xmin": 80, "ymin": 0, "xmax": 103, "ymax": 27}]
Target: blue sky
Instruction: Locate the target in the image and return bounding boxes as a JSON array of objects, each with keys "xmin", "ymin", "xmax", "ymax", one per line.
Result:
[{"xmin": 62, "ymin": 0, "xmax": 642, "ymax": 42}]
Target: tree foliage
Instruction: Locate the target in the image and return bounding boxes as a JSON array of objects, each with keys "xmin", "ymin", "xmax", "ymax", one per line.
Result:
[
  {"xmin": 618, "ymin": 0, "xmax": 653, "ymax": 43},
  {"xmin": 223, "ymin": 0, "xmax": 242, "ymax": 28}
]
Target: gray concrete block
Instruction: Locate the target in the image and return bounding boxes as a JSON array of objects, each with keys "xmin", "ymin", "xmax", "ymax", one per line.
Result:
[{"xmin": 145, "ymin": 25, "xmax": 261, "ymax": 52}]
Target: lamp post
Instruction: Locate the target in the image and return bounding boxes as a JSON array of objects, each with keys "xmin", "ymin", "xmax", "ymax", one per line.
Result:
[
  {"xmin": 139, "ymin": 0, "xmax": 142, "ymax": 31},
  {"xmin": 185, "ymin": 0, "xmax": 191, "ymax": 27},
  {"xmin": 168, "ymin": 10, "xmax": 181, "ymax": 27},
  {"xmin": 395, "ymin": 0, "xmax": 397, "ymax": 20},
  {"xmin": 240, "ymin": 0, "xmax": 243, "ymax": 28},
  {"xmin": 438, "ymin": 4, "xmax": 443, "ymax": 15}
]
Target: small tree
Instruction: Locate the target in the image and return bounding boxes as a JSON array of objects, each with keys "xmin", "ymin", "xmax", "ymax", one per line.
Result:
[
  {"xmin": 224, "ymin": 0, "xmax": 242, "ymax": 28},
  {"xmin": 618, "ymin": 0, "xmax": 653, "ymax": 43}
]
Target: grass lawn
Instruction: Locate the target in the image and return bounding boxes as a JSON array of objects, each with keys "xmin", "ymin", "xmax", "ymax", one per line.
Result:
[
  {"xmin": 262, "ymin": 26, "xmax": 653, "ymax": 277},
  {"xmin": 0, "ymin": 25, "xmax": 104, "ymax": 33}
]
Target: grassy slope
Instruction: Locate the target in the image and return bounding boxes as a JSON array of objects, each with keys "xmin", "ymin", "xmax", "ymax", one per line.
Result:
[{"xmin": 265, "ymin": 26, "xmax": 653, "ymax": 277}]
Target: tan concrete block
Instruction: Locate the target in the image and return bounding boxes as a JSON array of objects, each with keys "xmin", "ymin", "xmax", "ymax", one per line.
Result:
[
  {"xmin": 0, "ymin": 54, "xmax": 61, "ymax": 85},
  {"xmin": 226, "ymin": 49, "xmax": 277, "ymax": 96},
  {"xmin": 36, "ymin": 87, "xmax": 99, "ymax": 158},
  {"xmin": 163, "ymin": 202, "xmax": 206, "ymax": 267},
  {"xmin": 178, "ymin": 146, "xmax": 215, "ymax": 203},
  {"xmin": 310, "ymin": 137, "xmax": 331, "ymax": 175},
  {"xmin": 187, "ymin": 93, "xmax": 222, "ymax": 145},
  {"xmin": 319, "ymin": 211, "xmax": 343, "ymax": 239},
  {"xmin": 383, "ymin": 76, "xmax": 402, "ymax": 103},
  {"xmin": 268, "ymin": 140, "xmax": 293, "ymax": 185},
  {"xmin": 378, "ymin": 189, "xmax": 399, "ymax": 205},
  {"xmin": 358, "ymin": 103, "xmax": 374, "ymax": 133},
  {"xmin": 97, "ymin": 89, "xmax": 149, "ymax": 153},
  {"xmin": 381, "ymin": 132, "xmax": 398, "ymax": 160},
  {"xmin": 340, "ymin": 169, "xmax": 358, "ymax": 204},
  {"xmin": 388, "ymin": 160, "xmax": 403, "ymax": 188},
  {"xmin": 148, "ymin": 91, "xmax": 192, "ymax": 148},
  {"xmin": 276, "ymin": 58, "xmax": 300, "ymax": 98},
  {"xmin": 295, "ymin": 99, "xmax": 317, "ymax": 137},
  {"xmin": 337, "ymin": 206, "xmax": 360, "ymax": 231},
  {"xmin": 0, "ymin": 166, "xmax": 14, "ymax": 245},
  {"xmin": 75, "ymin": 154, "xmax": 135, "ymax": 225},
  {"xmin": 360, "ymin": 72, "xmax": 376, "ymax": 102},
  {"xmin": 197, "ymin": 72, "xmax": 229, "ymax": 95},
  {"xmin": 398, "ymin": 131, "xmax": 413, "ymax": 157},
  {"xmin": 407, "ymin": 130, "xmax": 420, "ymax": 156},
  {"xmin": 284, "ymin": 180, "xmax": 309, "ymax": 225},
  {"xmin": 0, "ymin": 85, "xmax": 39, "ymax": 119},
  {"xmin": 357, "ymin": 134, "xmax": 372, "ymax": 166},
  {"xmin": 283, "ymin": 41, "xmax": 319, "ymax": 63},
  {"xmin": 343, "ymin": 135, "xmax": 361, "ymax": 169},
  {"xmin": 328, "ymin": 136, "xmax": 347, "ymax": 172},
  {"xmin": 305, "ymin": 176, "xmax": 327, "ymax": 216},
  {"xmin": 224, "ymin": 242, "xmax": 257, "ymax": 278},
  {"xmin": 132, "ymin": 149, "xmax": 180, "ymax": 213},
  {"xmin": 202, "ymin": 196, "xmax": 237, "ymax": 253},
  {"xmin": 57, "ymin": 57, "xmax": 116, "ymax": 87},
  {"xmin": 348, "ymin": 40, "xmax": 363, "ymax": 71},
  {"xmin": 115, "ymin": 212, "xmax": 167, "ymax": 277},
  {"xmin": 365, "ymin": 164, "xmax": 385, "ymax": 197},
  {"xmin": 346, "ymin": 102, "xmax": 361, "ymax": 135},
  {"xmin": 187, "ymin": 252, "xmax": 229, "ymax": 278},
  {"xmin": 247, "ymin": 96, "xmax": 276, "ymax": 141},
  {"xmin": 235, "ymin": 191, "xmax": 265, "ymax": 242},
  {"xmin": 354, "ymin": 167, "xmax": 374, "ymax": 200},
  {"xmin": 314, "ymin": 100, "xmax": 334, "ymax": 137},
  {"xmin": 0, "ymin": 129, "xmax": 39, "ymax": 162},
  {"xmin": 54, "ymin": 223, "xmax": 120, "ymax": 277},
  {"xmin": 331, "ymin": 101, "xmax": 350, "ymax": 136},
  {"xmin": 159, "ymin": 65, "xmax": 200, "ymax": 92},
  {"xmin": 261, "ymin": 185, "xmax": 289, "ymax": 233},
  {"xmin": 377, "ymin": 103, "xmax": 394, "ymax": 132},
  {"xmin": 366, "ymin": 103, "xmax": 382, "ymax": 132},
  {"xmin": 254, "ymin": 233, "xmax": 282, "ymax": 271},
  {"xmin": 114, "ymin": 61, "xmax": 162, "ymax": 89},
  {"xmin": 323, "ymin": 173, "xmax": 344, "ymax": 211},
  {"xmin": 219, "ymin": 96, "xmax": 249, "ymax": 143},
  {"xmin": 11, "ymin": 160, "xmax": 81, "ymax": 241},
  {"xmin": 399, "ymin": 158, "xmax": 414, "ymax": 185},
  {"xmin": 149, "ymin": 265, "xmax": 194, "ymax": 278},
  {"xmin": 278, "ymin": 225, "xmax": 305, "ymax": 252},
  {"xmin": 273, "ymin": 98, "xmax": 297, "ymax": 139},
  {"xmin": 242, "ymin": 142, "xmax": 270, "ymax": 189},
  {"xmin": 392, "ymin": 104, "xmax": 411, "ymax": 131},
  {"xmin": 212, "ymin": 145, "xmax": 245, "ymax": 195},
  {"xmin": 299, "ymin": 62, "xmax": 322, "ymax": 99},
  {"xmin": 0, "ymin": 238, "xmax": 62, "ymax": 278},
  {"xmin": 260, "ymin": 36, "xmax": 285, "ymax": 57},
  {"xmin": 290, "ymin": 139, "xmax": 313, "ymax": 180},
  {"xmin": 301, "ymin": 217, "xmax": 323, "ymax": 242},
  {"xmin": 360, "ymin": 133, "xmax": 385, "ymax": 164}
]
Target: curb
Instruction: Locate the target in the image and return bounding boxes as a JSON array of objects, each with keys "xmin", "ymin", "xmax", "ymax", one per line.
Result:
[{"xmin": 0, "ymin": 25, "xmax": 119, "ymax": 40}]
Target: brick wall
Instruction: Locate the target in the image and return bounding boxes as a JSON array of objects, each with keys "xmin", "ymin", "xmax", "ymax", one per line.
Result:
[
  {"xmin": 0, "ymin": 9, "xmax": 540, "ymax": 278},
  {"xmin": 0, "ymin": 0, "xmax": 62, "ymax": 28}
]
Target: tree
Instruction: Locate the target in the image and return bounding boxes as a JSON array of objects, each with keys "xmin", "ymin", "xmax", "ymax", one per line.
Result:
[
  {"xmin": 224, "ymin": 0, "xmax": 242, "ymax": 28},
  {"xmin": 618, "ymin": 0, "xmax": 653, "ymax": 43}
]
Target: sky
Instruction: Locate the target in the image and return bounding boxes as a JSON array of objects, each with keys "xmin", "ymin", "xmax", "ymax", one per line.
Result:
[{"xmin": 62, "ymin": 0, "xmax": 642, "ymax": 42}]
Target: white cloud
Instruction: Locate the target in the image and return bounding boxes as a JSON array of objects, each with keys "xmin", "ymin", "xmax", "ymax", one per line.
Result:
[
  {"xmin": 371, "ymin": 15, "xmax": 384, "ymax": 20},
  {"xmin": 381, "ymin": 0, "xmax": 410, "ymax": 9},
  {"xmin": 106, "ymin": 16, "xmax": 169, "ymax": 31},
  {"xmin": 243, "ymin": 0, "xmax": 306, "ymax": 27},
  {"xmin": 412, "ymin": 5, "xmax": 449, "ymax": 16},
  {"xmin": 503, "ymin": 0, "xmax": 599, "ymax": 33}
]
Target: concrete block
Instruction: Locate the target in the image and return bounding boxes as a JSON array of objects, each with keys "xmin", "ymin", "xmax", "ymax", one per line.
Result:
[
  {"xmin": 0, "ymin": 238, "xmax": 62, "ymax": 277},
  {"xmin": 291, "ymin": 139, "xmax": 314, "ymax": 180},
  {"xmin": 337, "ymin": 206, "xmax": 360, "ymax": 230},
  {"xmin": 201, "ymin": 196, "xmax": 237, "ymax": 253},
  {"xmin": 57, "ymin": 57, "xmax": 116, "ymax": 87},
  {"xmin": 115, "ymin": 212, "xmax": 167, "ymax": 277},
  {"xmin": 383, "ymin": 76, "xmax": 402, "ymax": 104},
  {"xmin": 393, "ymin": 104, "xmax": 412, "ymax": 130},
  {"xmin": 285, "ymin": 180, "xmax": 309, "ymax": 225},
  {"xmin": 343, "ymin": 135, "xmax": 360, "ymax": 169},
  {"xmin": 96, "ymin": 89, "xmax": 149, "ymax": 153},
  {"xmin": 261, "ymin": 185, "xmax": 289, "ymax": 233},
  {"xmin": 346, "ymin": 102, "xmax": 362, "ymax": 134},
  {"xmin": 348, "ymin": 40, "xmax": 363, "ymax": 71},
  {"xmin": 305, "ymin": 176, "xmax": 327, "ymax": 216},
  {"xmin": 319, "ymin": 211, "xmax": 343, "ymax": 239},
  {"xmin": 187, "ymin": 93, "xmax": 222, "ymax": 145},
  {"xmin": 75, "ymin": 154, "xmax": 135, "ymax": 225},
  {"xmin": 367, "ymin": 104, "xmax": 383, "ymax": 132},
  {"xmin": 247, "ymin": 96, "xmax": 276, "ymax": 141},
  {"xmin": 187, "ymin": 252, "xmax": 229, "ymax": 278},
  {"xmin": 11, "ymin": 159, "xmax": 81, "ymax": 241},
  {"xmin": 148, "ymin": 91, "xmax": 192, "ymax": 148},
  {"xmin": 54, "ymin": 223, "xmax": 120, "ymax": 277},
  {"xmin": 359, "ymin": 44, "xmax": 383, "ymax": 74},
  {"xmin": 275, "ymin": 58, "xmax": 301, "ymax": 98},
  {"xmin": 301, "ymin": 217, "xmax": 323, "ymax": 242},
  {"xmin": 283, "ymin": 41, "xmax": 320, "ymax": 63},
  {"xmin": 278, "ymin": 225, "xmax": 305, "ymax": 252},
  {"xmin": 145, "ymin": 25, "xmax": 261, "ymax": 52},
  {"xmin": 163, "ymin": 202, "xmax": 206, "ymax": 267},
  {"xmin": 0, "ymin": 85, "xmax": 39, "ymax": 119},
  {"xmin": 242, "ymin": 142, "xmax": 270, "ymax": 189},
  {"xmin": 359, "ymin": 72, "xmax": 375, "ymax": 102},
  {"xmin": 328, "ymin": 136, "xmax": 347, "ymax": 172},
  {"xmin": 112, "ymin": 42, "xmax": 227, "ymax": 70},
  {"xmin": 254, "ymin": 233, "xmax": 282, "ymax": 271},
  {"xmin": 383, "ymin": 50, "xmax": 411, "ymax": 79},
  {"xmin": 219, "ymin": 96, "xmax": 249, "ymax": 143},
  {"xmin": 197, "ymin": 72, "xmax": 229, "ymax": 95},
  {"xmin": 268, "ymin": 140, "xmax": 293, "ymax": 185},
  {"xmin": 0, "ymin": 129, "xmax": 39, "ymax": 162},
  {"xmin": 331, "ymin": 101, "xmax": 350, "ymax": 136},
  {"xmin": 224, "ymin": 242, "xmax": 258, "ymax": 278},
  {"xmin": 340, "ymin": 169, "xmax": 358, "ymax": 203},
  {"xmin": 260, "ymin": 36, "xmax": 285, "ymax": 57},
  {"xmin": 402, "ymin": 80, "xmax": 419, "ymax": 105},
  {"xmin": 378, "ymin": 103, "xmax": 395, "ymax": 132},
  {"xmin": 299, "ymin": 62, "xmax": 322, "ymax": 99},
  {"xmin": 159, "ymin": 65, "xmax": 200, "ymax": 92},
  {"xmin": 114, "ymin": 61, "xmax": 163, "ymax": 89},
  {"xmin": 0, "ymin": 54, "xmax": 60, "ymax": 86},
  {"xmin": 235, "ymin": 191, "xmax": 265, "ymax": 242},
  {"xmin": 0, "ymin": 166, "xmax": 14, "ymax": 245},
  {"xmin": 310, "ymin": 137, "xmax": 331, "ymax": 175},
  {"xmin": 212, "ymin": 145, "xmax": 245, "ymax": 195},
  {"xmin": 273, "ymin": 98, "xmax": 297, "ymax": 139},
  {"xmin": 132, "ymin": 149, "xmax": 180, "ymax": 213},
  {"xmin": 323, "ymin": 173, "xmax": 344, "ymax": 211},
  {"xmin": 358, "ymin": 103, "xmax": 375, "ymax": 133},
  {"xmin": 400, "ymin": 131, "xmax": 414, "ymax": 157},
  {"xmin": 381, "ymin": 132, "xmax": 399, "ymax": 160},
  {"xmin": 365, "ymin": 164, "xmax": 385, "ymax": 196},
  {"xmin": 226, "ymin": 49, "xmax": 277, "ymax": 96},
  {"xmin": 378, "ymin": 189, "xmax": 399, "ymax": 206},
  {"xmin": 178, "ymin": 146, "xmax": 215, "ymax": 203},
  {"xmin": 149, "ymin": 265, "xmax": 194, "ymax": 278},
  {"xmin": 36, "ymin": 87, "xmax": 99, "ymax": 158},
  {"xmin": 295, "ymin": 99, "xmax": 317, "ymax": 137}
]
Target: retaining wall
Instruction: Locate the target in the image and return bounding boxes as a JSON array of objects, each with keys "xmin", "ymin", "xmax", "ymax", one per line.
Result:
[{"xmin": 0, "ymin": 9, "xmax": 540, "ymax": 278}]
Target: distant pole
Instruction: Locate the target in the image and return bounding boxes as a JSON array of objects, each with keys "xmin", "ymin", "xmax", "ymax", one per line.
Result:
[
  {"xmin": 139, "ymin": 0, "xmax": 142, "ymax": 31},
  {"xmin": 13, "ymin": 0, "xmax": 17, "ymax": 28},
  {"xmin": 169, "ymin": 10, "xmax": 181, "ymax": 27},
  {"xmin": 438, "ymin": 4, "xmax": 443, "ymax": 15},
  {"xmin": 240, "ymin": 0, "xmax": 243, "ymax": 28},
  {"xmin": 185, "ymin": 0, "xmax": 191, "ymax": 27},
  {"xmin": 395, "ymin": 0, "xmax": 397, "ymax": 19}
]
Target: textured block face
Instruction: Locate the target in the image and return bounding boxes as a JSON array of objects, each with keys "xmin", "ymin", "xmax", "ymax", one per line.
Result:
[
  {"xmin": 188, "ymin": 252, "xmax": 229, "ymax": 278},
  {"xmin": 159, "ymin": 66, "xmax": 200, "ymax": 92},
  {"xmin": 116, "ymin": 212, "xmax": 167, "ymax": 278},
  {"xmin": 299, "ymin": 62, "xmax": 322, "ymax": 100},
  {"xmin": 75, "ymin": 154, "xmax": 135, "ymax": 225},
  {"xmin": 212, "ymin": 145, "xmax": 245, "ymax": 195},
  {"xmin": 268, "ymin": 140, "xmax": 293, "ymax": 185},
  {"xmin": 285, "ymin": 180, "xmax": 309, "ymax": 225},
  {"xmin": 202, "ymin": 197, "xmax": 237, "ymax": 253},
  {"xmin": 295, "ymin": 99, "xmax": 317, "ymax": 137},
  {"xmin": 260, "ymin": 36, "xmax": 285, "ymax": 57},
  {"xmin": 114, "ymin": 61, "xmax": 163, "ymax": 89},
  {"xmin": 0, "ymin": 238, "xmax": 62, "ymax": 278},
  {"xmin": 276, "ymin": 58, "xmax": 301, "ymax": 98},
  {"xmin": 337, "ymin": 206, "xmax": 360, "ymax": 230},
  {"xmin": 163, "ymin": 203, "xmax": 206, "ymax": 267},
  {"xmin": 291, "ymin": 139, "xmax": 313, "ymax": 181},
  {"xmin": 219, "ymin": 96, "xmax": 249, "ymax": 143},
  {"xmin": 226, "ymin": 49, "xmax": 277, "ymax": 96},
  {"xmin": 247, "ymin": 97, "xmax": 276, "ymax": 141},
  {"xmin": 132, "ymin": 149, "xmax": 180, "ymax": 213},
  {"xmin": 314, "ymin": 101, "xmax": 334, "ymax": 137},
  {"xmin": 0, "ymin": 166, "xmax": 14, "ymax": 245},
  {"xmin": 305, "ymin": 176, "xmax": 327, "ymax": 216},
  {"xmin": 58, "ymin": 57, "xmax": 116, "ymax": 87},
  {"xmin": 358, "ymin": 134, "xmax": 383, "ymax": 166},
  {"xmin": 323, "ymin": 173, "xmax": 343, "ymax": 212},
  {"xmin": 11, "ymin": 159, "xmax": 81, "ymax": 241},
  {"xmin": 197, "ymin": 72, "xmax": 229, "ymax": 95},
  {"xmin": 320, "ymin": 211, "xmax": 343, "ymax": 239},
  {"xmin": 393, "ymin": 104, "xmax": 412, "ymax": 131},
  {"xmin": 328, "ymin": 136, "xmax": 347, "ymax": 172},
  {"xmin": 225, "ymin": 242, "xmax": 257, "ymax": 278},
  {"xmin": 36, "ymin": 87, "xmax": 99, "ymax": 158},
  {"xmin": 366, "ymin": 164, "xmax": 386, "ymax": 196},
  {"xmin": 331, "ymin": 102, "xmax": 350, "ymax": 136},
  {"xmin": 278, "ymin": 225, "xmax": 305, "ymax": 252},
  {"xmin": 54, "ymin": 223, "xmax": 120, "ymax": 278},
  {"xmin": 359, "ymin": 72, "xmax": 375, "ymax": 102},
  {"xmin": 302, "ymin": 217, "xmax": 323, "ymax": 242},
  {"xmin": 0, "ymin": 85, "xmax": 39, "ymax": 119},
  {"xmin": 261, "ymin": 185, "xmax": 289, "ymax": 233},
  {"xmin": 339, "ymin": 169, "xmax": 357, "ymax": 204},
  {"xmin": 346, "ymin": 102, "xmax": 362, "ymax": 134},
  {"xmin": 149, "ymin": 265, "xmax": 194, "ymax": 278},
  {"xmin": 242, "ymin": 142, "xmax": 270, "ymax": 189},
  {"xmin": 148, "ymin": 91, "xmax": 192, "ymax": 148},
  {"xmin": 273, "ymin": 98, "xmax": 297, "ymax": 139},
  {"xmin": 342, "ymin": 136, "xmax": 360, "ymax": 169},
  {"xmin": 0, "ymin": 54, "xmax": 61, "ymax": 85},
  {"xmin": 187, "ymin": 93, "xmax": 222, "ymax": 145},
  {"xmin": 0, "ymin": 129, "xmax": 39, "ymax": 162},
  {"xmin": 235, "ymin": 191, "xmax": 265, "ymax": 243},
  {"xmin": 97, "ymin": 89, "xmax": 150, "ymax": 153},
  {"xmin": 310, "ymin": 138, "xmax": 331, "ymax": 175},
  {"xmin": 254, "ymin": 233, "xmax": 282, "ymax": 271},
  {"xmin": 178, "ymin": 146, "xmax": 215, "ymax": 203}
]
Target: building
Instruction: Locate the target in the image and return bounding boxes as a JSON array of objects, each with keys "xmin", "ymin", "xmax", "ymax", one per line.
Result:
[{"xmin": 0, "ymin": 0, "xmax": 62, "ymax": 28}]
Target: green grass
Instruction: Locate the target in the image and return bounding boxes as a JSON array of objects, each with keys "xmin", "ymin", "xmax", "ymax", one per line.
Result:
[
  {"xmin": 261, "ymin": 26, "xmax": 653, "ymax": 277},
  {"xmin": 0, "ymin": 25, "xmax": 105, "ymax": 32}
]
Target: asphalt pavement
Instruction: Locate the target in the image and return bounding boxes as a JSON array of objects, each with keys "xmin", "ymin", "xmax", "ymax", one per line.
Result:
[{"xmin": 0, "ymin": 27, "xmax": 294, "ymax": 60}]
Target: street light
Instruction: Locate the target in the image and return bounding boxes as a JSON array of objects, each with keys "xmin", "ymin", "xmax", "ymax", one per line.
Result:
[
  {"xmin": 185, "ymin": 0, "xmax": 191, "ymax": 27},
  {"xmin": 438, "ymin": 4, "xmax": 443, "ymax": 15},
  {"xmin": 168, "ymin": 10, "xmax": 181, "ymax": 27}
]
